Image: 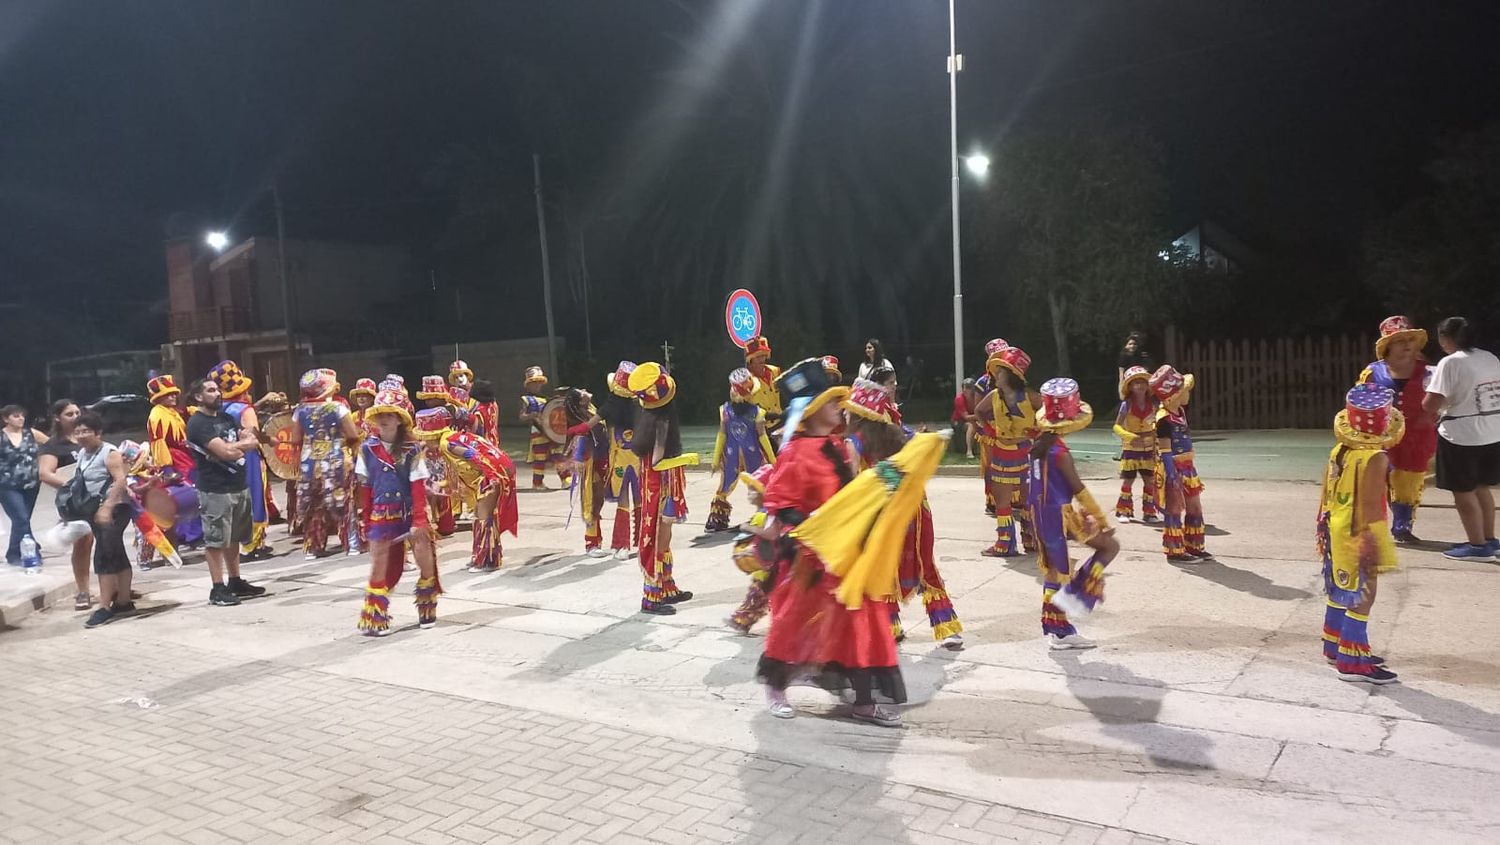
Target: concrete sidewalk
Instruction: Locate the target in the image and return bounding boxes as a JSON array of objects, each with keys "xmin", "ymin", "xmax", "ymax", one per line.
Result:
[{"xmin": 3, "ymin": 470, "xmax": 1497, "ymax": 844}]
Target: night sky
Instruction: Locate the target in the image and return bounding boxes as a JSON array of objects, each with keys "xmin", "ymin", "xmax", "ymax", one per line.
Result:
[{"xmin": 3, "ymin": 0, "xmax": 1497, "ymax": 362}]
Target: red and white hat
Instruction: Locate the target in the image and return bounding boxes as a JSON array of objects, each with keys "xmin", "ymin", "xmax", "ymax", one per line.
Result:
[
  {"xmin": 744, "ymin": 336, "xmax": 772, "ymax": 363},
  {"xmin": 369, "ymin": 388, "xmax": 413, "ymax": 427},
  {"xmin": 729, "ymin": 367, "xmax": 757, "ymax": 401},
  {"xmin": 1036, "ymin": 377, "xmax": 1093, "ymax": 436},
  {"xmin": 413, "ymin": 406, "xmax": 453, "ymax": 440},
  {"xmin": 523, "ymin": 366, "xmax": 548, "ymax": 388},
  {"xmin": 1149, "ymin": 365, "xmax": 1194, "ymax": 402},
  {"xmin": 349, "ymin": 378, "xmax": 377, "ymax": 400},
  {"xmin": 1374, "ymin": 315, "xmax": 1427, "ymax": 360},
  {"xmin": 417, "ymin": 375, "xmax": 449, "ymax": 401},
  {"xmin": 299, "ymin": 368, "xmax": 338, "ymax": 402},
  {"xmin": 448, "ymin": 359, "xmax": 474, "ymax": 385},
  {"xmin": 607, "ymin": 361, "xmax": 636, "ymax": 399},
  {"xmin": 1335, "ymin": 383, "xmax": 1405, "ymax": 449},
  {"xmin": 984, "ymin": 337, "xmax": 1009, "ymax": 357},
  {"xmin": 821, "ymin": 355, "xmax": 842, "ymax": 382},
  {"xmin": 987, "ymin": 346, "xmax": 1031, "ymax": 382},
  {"xmin": 843, "ymin": 377, "xmax": 896, "ymax": 424}
]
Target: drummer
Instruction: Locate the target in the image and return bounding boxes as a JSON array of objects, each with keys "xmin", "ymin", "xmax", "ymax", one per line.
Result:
[{"xmin": 519, "ymin": 366, "xmax": 571, "ymax": 491}]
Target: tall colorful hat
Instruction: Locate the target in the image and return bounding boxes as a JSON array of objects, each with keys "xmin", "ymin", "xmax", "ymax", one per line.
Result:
[
  {"xmin": 1036, "ymin": 378, "xmax": 1094, "ymax": 436},
  {"xmin": 368, "ymin": 388, "xmax": 413, "ymax": 428},
  {"xmin": 745, "ymin": 335, "xmax": 772, "ymax": 363},
  {"xmin": 524, "ymin": 366, "xmax": 548, "ymax": 388},
  {"xmin": 412, "ymin": 406, "xmax": 453, "ymax": 440},
  {"xmin": 382, "ymin": 373, "xmax": 406, "ymax": 389},
  {"xmin": 607, "ymin": 361, "xmax": 637, "ymax": 398},
  {"xmin": 1119, "ymin": 365, "xmax": 1152, "ymax": 400},
  {"xmin": 975, "ymin": 373, "xmax": 992, "ymax": 393},
  {"xmin": 117, "ymin": 439, "xmax": 152, "ymax": 475},
  {"xmin": 843, "ymin": 377, "xmax": 895, "ymax": 424},
  {"xmin": 448, "ymin": 359, "xmax": 474, "ymax": 385},
  {"xmin": 739, "ymin": 462, "xmax": 775, "ymax": 495},
  {"xmin": 1334, "ymin": 384, "xmax": 1406, "ymax": 450},
  {"xmin": 987, "ymin": 346, "xmax": 1031, "ymax": 383},
  {"xmin": 209, "ymin": 360, "xmax": 253, "ymax": 401},
  {"xmin": 628, "ymin": 362, "xmax": 677, "ymax": 410},
  {"xmin": 728, "ymin": 367, "xmax": 757, "ymax": 401},
  {"xmin": 299, "ymin": 368, "xmax": 338, "ymax": 402},
  {"xmin": 448, "ymin": 386, "xmax": 471, "ymax": 407},
  {"xmin": 147, "ymin": 374, "xmax": 180, "ymax": 403},
  {"xmin": 1374, "ymin": 315, "xmax": 1428, "ymax": 360},
  {"xmin": 417, "ymin": 375, "xmax": 450, "ymax": 401},
  {"xmin": 1149, "ymin": 364, "xmax": 1195, "ymax": 402},
  {"xmin": 984, "ymin": 337, "xmax": 1009, "ymax": 357},
  {"xmin": 822, "ymin": 355, "xmax": 842, "ymax": 382},
  {"xmin": 349, "ymin": 378, "xmax": 377, "ymax": 400},
  {"xmin": 776, "ymin": 358, "xmax": 851, "ymax": 442}
]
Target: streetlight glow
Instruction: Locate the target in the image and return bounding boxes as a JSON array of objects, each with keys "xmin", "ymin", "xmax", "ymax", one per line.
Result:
[
  {"xmin": 205, "ymin": 231, "xmax": 230, "ymax": 251},
  {"xmin": 964, "ymin": 153, "xmax": 990, "ymax": 176}
]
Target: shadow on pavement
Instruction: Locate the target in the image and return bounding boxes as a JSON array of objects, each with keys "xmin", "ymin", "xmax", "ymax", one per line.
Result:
[
  {"xmin": 688, "ymin": 531, "xmax": 738, "ymax": 549},
  {"xmin": 1376, "ymin": 685, "xmax": 1500, "ymax": 748},
  {"xmin": 1049, "ymin": 652, "xmax": 1217, "ymax": 772},
  {"xmin": 1169, "ymin": 557, "xmax": 1314, "ymax": 601}
]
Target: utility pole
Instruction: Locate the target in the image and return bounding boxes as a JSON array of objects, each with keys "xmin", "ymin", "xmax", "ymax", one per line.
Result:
[
  {"xmin": 273, "ymin": 182, "xmax": 295, "ymax": 391},
  {"xmin": 533, "ymin": 154, "xmax": 559, "ymax": 382},
  {"xmin": 947, "ymin": 0, "xmax": 966, "ymax": 395},
  {"xmin": 579, "ymin": 229, "xmax": 593, "ymax": 358}
]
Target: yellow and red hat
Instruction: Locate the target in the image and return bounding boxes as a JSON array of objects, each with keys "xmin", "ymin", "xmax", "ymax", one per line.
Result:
[
  {"xmin": 983, "ymin": 337, "xmax": 1009, "ymax": 358},
  {"xmin": 1149, "ymin": 364, "xmax": 1195, "ymax": 403},
  {"xmin": 147, "ymin": 374, "xmax": 180, "ymax": 404},
  {"xmin": 417, "ymin": 375, "xmax": 450, "ymax": 401},
  {"xmin": 987, "ymin": 346, "xmax": 1031, "ymax": 382},
  {"xmin": 842, "ymin": 377, "xmax": 895, "ymax": 424},
  {"xmin": 368, "ymin": 388, "xmax": 413, "ymax": 428},
  {"xmin": 1119, "ymin": 365, "xmax": 1152, "ymax": 400},
  {"xmin": 739, "ymin": 462, "xmax": 775, "ymax": 495},
  {"xmin": 299, "ymin": 368, "xmax": 338, "ymax": 402},
  {"xmin": 1036, "ymin": 377, "xmax": 1094, "ymax": 436},
  {"xmin": 523, "ymin": 366, "xmax": 548, "ymax": 389},
  {"xmin": 745, "ymin": 336, "xmax": 772, "ymax": 363},
  {"xmin": 1375, "ymin": 315, "xmax": 1428, "ymax": 361},
  {"xmin": 821, "ymin": 355, "xmax": 842, "ymax": 382},
  {"xmin": 209, "ymin": 360, "xmax": 253, "ymax": 401},
  {"xmin": 413, "ymin": 406, "xmax": 453, "ymax": 441},
  {"xmin": 628, "ymin": 362, "xmax": 677, "ymax": 410},
  {"xmin": 448, "ymin": 359, "xmax": 474, "ymax": 385},
  {"xmin": 1334, "ymin": 383, "xmax": 1405, "ymax": 450},
  {"xmin": 349, "ymin": 378, "xmax": 377, "ymax": 400}
]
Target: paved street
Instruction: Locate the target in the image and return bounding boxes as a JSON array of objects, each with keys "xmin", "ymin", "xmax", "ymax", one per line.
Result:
[{"xmin": 3, "ymin": 465, "xmax": 1500, "ymax": 844}]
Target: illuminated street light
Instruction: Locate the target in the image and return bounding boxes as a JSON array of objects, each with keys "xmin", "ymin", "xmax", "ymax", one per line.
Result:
[
  {"xmin": 205, "ymin": 231, "xmax": 230, "ymax": 251},
  {"xmin": 964, "ymin": 153, "xmax": 990, "ymax": 177}
]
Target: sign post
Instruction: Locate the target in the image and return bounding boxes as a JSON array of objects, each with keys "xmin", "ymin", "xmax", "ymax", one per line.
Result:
[{"xmin": 724, "ymin": 288, "xmax": 763, "ymax": 349}]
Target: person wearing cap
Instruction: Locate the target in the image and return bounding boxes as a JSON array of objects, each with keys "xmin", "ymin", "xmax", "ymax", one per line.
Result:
[
  {"xmin": 844, "ymin": 378, "xmax": 963, "ymax": 650},
  {"xmin": 519, "ymin": 366, "xmax": 570, "ymax": 490},
  {"xmin": 705, "ymin": 368, "xmax": 776, "ymax": 533},
  {"xmin": 414, "ymin": 406, "xmax": 518, "ymax": 574},
  {"xmin": 727, "ymin": 463, "xmax": 777, "ymax": 635},
  {"xmin": 1029, "ymin": 378, "xmax": 1119, "ymax": 649},
  {"xmin": 629, "ymin": 362, "xmax": 699, "ymax": 614},
  {"xmin": 287, "ymin": 369, "xmax": 363, "ymax": 560},
  {"xmin": 561, "ymin": 386, "xmax": 612, "ymax": 557},
  {"xmin": 355, "ymin": 389, "xmax": 438, "ymax": 636},
  {"xmin": 977, "ymin": 345, "xmax": 1041, "ymax": 557},
  {"xmin": 1151, "ymin": 364, "xmax": 1211, "ymax": 562},
  {"xmin": 600, "ymin": 362, "xmax": 642, "ymax": 560},
  {"xmin": 206, "ymin": 360, "xmax": 276, "ymax": 560},
  {"xmin": 756, "ymin": 358, "xmax": 907, "ymax": 726},
  {"xmin": 1422, "ymin": 316, "xmax": 1500, "ymax": 561},
  {"xmin": 1317, "ymin": 384, "xmax": 1404, "ymax": 684},
  {"xmin": 1113, "ymin": 366, "xmax": 1161, "ymax": 524},
  {"xmin": 743, "ymin": 336, "xmax": 784, "ymax": 441},
  {"xmin": 1358, "ymin": 316, "xmax": 1439, "ymax": 543}
]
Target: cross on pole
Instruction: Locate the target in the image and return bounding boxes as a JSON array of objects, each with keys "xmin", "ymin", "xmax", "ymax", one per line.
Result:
[{"xmin": 661, "ymin": 340, "xmax": 674, "ymax": 372}]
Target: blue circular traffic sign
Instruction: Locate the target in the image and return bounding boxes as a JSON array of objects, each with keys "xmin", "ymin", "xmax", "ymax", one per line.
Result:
[{"xmin": 724, "ymin": 289, "xmax": 762, "ymax": 348}]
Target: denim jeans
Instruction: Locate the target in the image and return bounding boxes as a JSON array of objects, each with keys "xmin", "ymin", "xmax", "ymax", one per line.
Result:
[{"xmin": 0, "ymin": 485, "xmax": 40, "ymax": 563}]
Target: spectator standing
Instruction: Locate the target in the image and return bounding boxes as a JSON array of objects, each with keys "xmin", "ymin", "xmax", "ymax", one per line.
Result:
[
  {"xmin": 857, "ymin": 338, "xmax": 894, "ymax": 381},
  {"xmin": 70, "ymin": 412, "xmax": 135, "ymax": 628},
  {"xmin": 1117, "ymin": 332, "xmax": 1155, "ymax": 385},
  {"xmin": 1423, "ymin": 317, "xmax": 1500, "ymax": 561},
  {"xmin": 185, "ymin": 378, "xmax": 267, "ymax": 605},
  {"xmin": 1, "ymin": 404, "xmax": 49, "ymax": 565},
  {"xmin": 950, "ymin": 378, "xmax": 980, "ymax": 458},
  {"xmin": 37, "ymin": 399, "xmax": 96, "ymax": 610}
]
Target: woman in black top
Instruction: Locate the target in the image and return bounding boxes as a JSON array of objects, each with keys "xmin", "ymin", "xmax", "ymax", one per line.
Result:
[
  {"xmin": 36, "ymin": 399, "xmax": 96, "ymax": 610},
  {"xmin": 0, "ymin": 404, "xmax": 50, "ymax": 564},
  {"xmin": 1117, "ymin": 332, "xmax": 1155, "ymax": 385}
]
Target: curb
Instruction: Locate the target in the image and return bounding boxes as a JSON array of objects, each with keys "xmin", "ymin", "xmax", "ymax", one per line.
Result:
[{"xmin": 0, "ymin": 574, "xmax": 77, "ymax": 628}]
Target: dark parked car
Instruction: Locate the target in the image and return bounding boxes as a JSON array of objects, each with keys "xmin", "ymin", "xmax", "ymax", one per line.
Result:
[{"xmin": 88, "ymin": 394, "xmax": 151, "ymax": 436}]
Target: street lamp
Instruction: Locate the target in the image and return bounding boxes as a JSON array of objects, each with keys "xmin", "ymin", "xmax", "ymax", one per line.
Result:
[
  {"xmin": 205, "ymin": 231, "xmax": 230, "ymax": 252},
  {"xmin": 947, "ymin": 0, "xmax": 966, "ymax": 398},
  {"xmin": 963, "ymin": 153, "xmax": 990, "ymax": 177}
]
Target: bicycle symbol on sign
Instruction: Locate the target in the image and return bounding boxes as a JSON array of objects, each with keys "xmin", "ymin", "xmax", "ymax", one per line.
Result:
[{"xmin": 732, "ymin": 306, "xmax": 756, "ymax": 334}]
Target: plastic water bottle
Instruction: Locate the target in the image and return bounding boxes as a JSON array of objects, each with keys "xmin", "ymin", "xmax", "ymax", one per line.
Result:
[{"xmin": 20, "ymin": 535, "xmax": 41, "ymax": 573}]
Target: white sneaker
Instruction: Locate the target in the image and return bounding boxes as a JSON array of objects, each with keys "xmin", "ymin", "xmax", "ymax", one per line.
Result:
[
  {"xmin": 587, "ymin": 548, "xmax": 611, "ymax": 559},
  {"xmin": 767, "ymin": 698, "xmax": 795, "ymax": 719},
  {"xmin": 941, "ymin": 634, "xmax": 964, "ymax": 651},
  {"xmin": 1115, "ymin": 514, "xmax": 1132, "ymax": 524},
  {"xmin": 346, "ymin": 548, "xmax": 360, "ymax": 557},
  {"xmin": 303, "ymin": 552, "xmax": 318, "ymax": 561},
  {"xmin": 1047, "ymin": 633, "xmax": 1097, "ymax": 650},
  {"xmin": 1049, "ymin": 588, "xmax": 1092, "ymax": 619}
]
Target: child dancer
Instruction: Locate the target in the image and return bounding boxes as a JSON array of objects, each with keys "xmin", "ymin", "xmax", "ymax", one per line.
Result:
[
  {"xmin": 1027, "ymin": 378, "xmax": 1119, "ymax": 649},
  {"xmin": 1151, "ymin": 365, "xmax": 1210, "ymax": 562},
  {"xmin": 1113, "ymin": 366, "xmax": 1160, "ymax": 523},
  {"xmin": 601, "ymin": 362, "xmax": 642, "ymax": 560},
  {"xmin": 1317, "ymin": 384, "xmax": 1403, "ymax": 684},
  {"xmin": 629, "ymin": 362, "xmax": 698, "ymax": 615},
  {"xmin": 562, "ymin": 388, "xmax": 612, "ymax": 557},
  {"xmin": 705, "ymin": 368, "xmax": 775, "ymax": 532},
  {"xmin": 979, "ymin": 345, "xmax": 1040, "ymax": 557},
  {"xmin": 727, "ymin": 463, "xmax": 777, "ymax": 634},
  {"xmin": 414, "ymin": 407, "xmax": 519, "ymax": 574},
  {"xmin": 355, "ymin": 389, "xmax": 439, "ymax": 637}
]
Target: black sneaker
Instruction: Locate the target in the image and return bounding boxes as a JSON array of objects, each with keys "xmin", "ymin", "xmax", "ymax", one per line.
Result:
[
  {"xmin": 111, "ymin": 601, "xmax": 137, "ymax": 616},
  {"xmin": 242, "ymin": 547, "xmax": 275, "ymax": 562},
  {"xmin": 84, "ymin": 607, "xmax": 117, "ymax": 628},
  {"xmin": 228, "ymin": 577, "xmax": 266, "ymax": 598},
  {"xmin": 662, "ymin": 590, "xmax": 694, "ymax": 605},
  {"xmin": 640, "ymin": 600, "xmax": 676, "ymax": 616},
  {"xmin": 1339, "ymin": 666, "xmax": 1399, "ymax": 685},
  {"xmin": 209, "ymin": 584, "xmax": 241, "ymax": 606}
]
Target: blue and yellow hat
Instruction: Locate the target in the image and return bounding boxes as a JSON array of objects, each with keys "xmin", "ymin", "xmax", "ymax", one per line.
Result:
[{"xmin": 209, "ymin": 360, "xmax": 253, "ymax": 401}]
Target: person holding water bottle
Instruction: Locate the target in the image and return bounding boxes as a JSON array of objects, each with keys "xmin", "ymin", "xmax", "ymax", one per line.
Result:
[{"xmin": 0, "ymin": 404, "xmax": 49, "ymax": 568}]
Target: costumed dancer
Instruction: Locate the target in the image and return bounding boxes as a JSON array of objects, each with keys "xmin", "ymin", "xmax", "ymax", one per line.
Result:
[
  {"xmin": 447, "ymin": 360, "xmax": 479, "ymax": 416},
  {"xmin": 254, "ymin": 391, "xmax": 291, "ymax": 528},
  {"xmin": 1358, "ymin": 316, "xmax": 1438, "ymax": 543},
  {"xmin": 822, "ymin": 356, "xmax": 843, "ymax": 385},
  {"xmin": 116, "ymin": 440, "xmax": 186, "ymax": 571},
  {"xmin": 1317, "ymin": 384, "xmax": 1403, "ymax": 684},
  {"xmin": 289, "ymin": 369, "xmax": 362, "ymax": 559},
  {"xmin": 705, "ymin": 368, "xmax": 776, "ymax": 532},
  {"xmin": 520, "ymin": 366, "xmax": 570, "ymax": 489},
  {"xmin": 414, "ymin": 407, "xmax": 518, "ymax": 573},
  {"xmin": 208, "ymin": 360, "xmax": 275, "ymax": 559},
  {"xmin": 1028, "ymin": 379, "xmax": 1120, "ymax": 649},
  {"xmin": 355, "ymin": 388, "xmax": 439, "ymax": 636},
  {"xmin": 978, "ymin": 345, "xmax": 1040, "ymax": 557},
  {"xmin": 1152, "ymin": 365, "xmax": 1211, "ymax": 561},
  {"xmin": 416, "ymin": 376, "xmax": 458, "ymax": 536},
  {"xmin": 628, "ymin": 362, "xmax": 699, "ymax": 615},
  {"xmin": 727, "ymin": 463, "xmax": 777, "ymax": 634},
  {"xmin": 744, "ymin": 336, "xmax": 784, "ymax": 441},
  {"xmin": 470, "ymin": 380, "xmax": 501, "ymax": 445},
  {"xmin": 562, "ymin": 387, "xmax": 612, "ymax": 557},
  {"xmin": 345, "ymin": 378, "xmax": 378, "ymax": 554},
  {"xmin": 601, "ymin": 362, "xmax": 642, "ymax": 560},
  {"xmin": 145, "ymin": 374, "xmax": 203, "ymax": 547},
  {"xmin": 1113, "ymin": 366, "xmax": 1161, "ymax": 523},
  {"xmin": 843, "ymin": 378, "xmax": 963, "ymax": 649},
  {"xmin": 976, "ymin": 338, "xmax": 1009, "ymax": 515}
]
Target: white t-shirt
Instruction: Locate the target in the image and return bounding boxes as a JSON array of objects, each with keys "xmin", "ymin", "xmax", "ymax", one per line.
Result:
[
  {"xmin": 1427, "ymin": 347, "xmax": 1500, "ymax": 446},
  {"xmin": 354, "ymin": 441, "xmax": 430, "ymax": 481},
  {"xmin": 857, "ymin": 358, "xmax": 894, "ymax": 381}
]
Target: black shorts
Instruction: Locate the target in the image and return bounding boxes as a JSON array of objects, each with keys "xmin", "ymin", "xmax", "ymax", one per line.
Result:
[
  {"xmin": 91, "ymin": 503, "xmax": 134, "ymax": 576},
  {"xmin": 1435, "ymin": 437, "xmax": 1500, "ymax": 494}
]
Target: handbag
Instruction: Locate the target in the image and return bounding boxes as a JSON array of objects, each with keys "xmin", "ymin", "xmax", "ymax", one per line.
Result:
[{"xmin": 55, "ymin": 449, "xmax": 105, "ymax": 522}]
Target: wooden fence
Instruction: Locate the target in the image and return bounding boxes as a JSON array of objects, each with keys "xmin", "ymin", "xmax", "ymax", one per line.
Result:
[{"xmin": 1170, "ymin": 334, "xmax": 1375, "ymax": 430}]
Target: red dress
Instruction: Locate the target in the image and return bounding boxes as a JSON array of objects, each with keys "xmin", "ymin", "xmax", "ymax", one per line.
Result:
[{"xmin": 757, "ymin": 435, "xmax": 907, "ymax": 704}]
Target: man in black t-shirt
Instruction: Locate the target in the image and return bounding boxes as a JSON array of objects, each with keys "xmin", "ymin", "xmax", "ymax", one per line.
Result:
[{"xmin": 185, "ymin": 378, "xmax": 266, "ymax": 606}]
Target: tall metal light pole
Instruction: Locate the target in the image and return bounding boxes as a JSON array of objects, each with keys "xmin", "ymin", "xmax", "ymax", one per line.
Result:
[
  {"xmin": 947, "ymin": 0, "xmax": 965, "ymax": 396},
  {"xmin": 533, "ymin": 154, "xmax": 559, "ymax": 382},
  {"xmin": 272, "ymin": 182, "xmax": 295, "ymax": 389}
]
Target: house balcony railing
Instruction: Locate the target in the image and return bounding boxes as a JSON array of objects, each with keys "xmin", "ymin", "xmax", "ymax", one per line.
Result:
[{"xmin": 168, "ymin": 307, "xmax": 254, "ymax": 341}]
